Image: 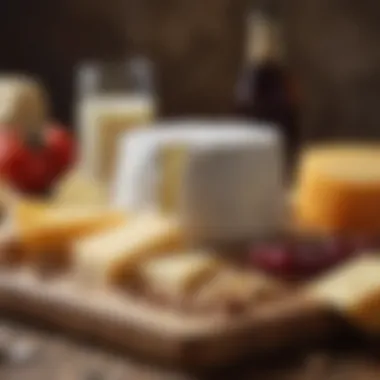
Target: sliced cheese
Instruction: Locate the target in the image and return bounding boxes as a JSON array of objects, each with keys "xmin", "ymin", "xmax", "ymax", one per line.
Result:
[
  {"xmin": 307, "ymin": 255, "xmax": 380, "ymax": 332},
  {"xmin": 53, "ymin": 169, "xmax": 109, "ymax": 207},
  {"xmin": 295, "ymin": 145, "xmax": 380, "ymax": 235},
  {"xmin": 139, "ymin": 250, "xmax": 222, "ymax": 300},
  {"xmin": 73, "ymin": 213, "xmax": 184, "ymax": 286},
  {"xmin": 11, "ymin": 200, "xmax": 127, "ymax": 261},
  {"xmin": 194, "ymin": 269, "xmax": 282, "ymax": 312}
]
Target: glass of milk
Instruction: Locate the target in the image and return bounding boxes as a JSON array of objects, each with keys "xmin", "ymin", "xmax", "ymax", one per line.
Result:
[{"xmin": 75, "ymin": 57, "xmax": 156, "ymax": 185}]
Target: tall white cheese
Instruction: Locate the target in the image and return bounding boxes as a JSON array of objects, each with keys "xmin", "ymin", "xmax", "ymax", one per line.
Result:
[{"xmin": 113, "ymin": 120, "xmax": 285, "ymax": 242}]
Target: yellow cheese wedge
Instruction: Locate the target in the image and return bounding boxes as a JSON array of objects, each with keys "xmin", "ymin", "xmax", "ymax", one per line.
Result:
[
  {"xmin": 139, "ymin": 250, "xmax": 222, "ymax": 300},
  {"xmin": 53, "ymin": 169, "xmax": 109, "ymax": 207},
  {"xmin": 73, "ymin": 213, "xmax": 184, "ymax": 286},
  {"xmin": 307, "ymin": 255, "xmax": 380, "ymax": 332},
  {"xmin": 11, "ymin": 200, "xmax": 127, "ymax": 264},
  {"xmin": 295, "ymin": 145, "xmax": 380, "ymax": 235}
]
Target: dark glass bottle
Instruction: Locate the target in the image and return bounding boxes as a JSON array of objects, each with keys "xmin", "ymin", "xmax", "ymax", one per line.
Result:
[{"xmin": 236, "ymin": 12, "xmax": 299, "ymax": 176}]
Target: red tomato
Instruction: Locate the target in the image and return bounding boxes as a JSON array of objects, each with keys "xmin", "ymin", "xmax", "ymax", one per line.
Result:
[
  {"xmin": 45, "ymin": 124, "xmax": 76, "ymax": 177},
  {"xmin": 0, "ymin": 123, "xmax": 75, "ymax": 194}
]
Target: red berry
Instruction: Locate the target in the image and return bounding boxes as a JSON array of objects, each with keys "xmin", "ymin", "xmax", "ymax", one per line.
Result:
[{"xmin": 250, "ymin": 242, "xmax": 296, "ymax": 277}]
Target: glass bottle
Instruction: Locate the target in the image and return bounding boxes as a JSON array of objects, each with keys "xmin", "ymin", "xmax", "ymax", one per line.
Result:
[
  {"xmin": 75, "ymin": 57, "xmax": 157, "ymax": 185},
  {"xmin": 235, "ymin": 11, "xmax": 299, "ymax": 175}
]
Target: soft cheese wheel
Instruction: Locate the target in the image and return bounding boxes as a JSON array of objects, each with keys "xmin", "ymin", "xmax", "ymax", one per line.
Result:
[
  {"xmin": 73, "ymin": 213, "xmax": 184, "ymax": 286},
  {"xmin": 307, "ymin": 255, "xmax": 380, "ymax": 332},
  {"xmin": 113, "ymin": 120, "xmax": 284, "ymax": 242},
  {"xmin": 295, "ymin": 145, "xmax": 380, "ymax": 235}
]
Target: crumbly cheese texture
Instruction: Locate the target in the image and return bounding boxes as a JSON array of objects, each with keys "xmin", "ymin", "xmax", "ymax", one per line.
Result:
[
  {"xmin": 73, "ymin": 213, "xmax": 184, "ymax": 286},
  {"xmin": 53, "ymin": 169, "xmax": 109, "ymax": 207},
  {"xmin": 113, "ymin": 121, "xmax": 284, "ymax": 241},
  {"xmin": 139, "ymin": 250, "xmax": 222, "ymax": 300},
  {"xmin": 294, "ymin": 145, "xmax": 380, "ymax": 235},
  {"xmin": 307, "ymin": 255, "xmax": 380, "ymax": 332}
]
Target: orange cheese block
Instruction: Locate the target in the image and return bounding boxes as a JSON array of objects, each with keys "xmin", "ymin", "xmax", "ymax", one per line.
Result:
[{"xmin": 294, "ymin": 145, "xmax": 380, "ymax": 236}]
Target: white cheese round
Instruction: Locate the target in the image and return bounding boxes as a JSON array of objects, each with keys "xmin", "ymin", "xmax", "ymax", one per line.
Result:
[{"xmin": 112, "ymin": 119, "xmax": 285, "ymax": 242}]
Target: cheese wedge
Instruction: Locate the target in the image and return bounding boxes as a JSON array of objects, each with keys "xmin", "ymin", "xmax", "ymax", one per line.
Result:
[
  {"xmin": 307, "ymin": 255, "xmax": 380, "ymax": 332},
  {"xmin": 194, "ymin": 269, "xmax": 283, "ymax": 312},
  {"xmin": 73, "ymin": 213, "xmax": 184, "ymax": 286},
  {"xmin": 53, "ymin": 169, "xmax": 108, "ymax": 207},
  {"xmin": 139, "ymin": 250, "xmax": 222, "ymax": 300},
  {"xmin": 295, "ymin": 145, "xmax": 380, "ymax": 235},
  {"xmin": 10, "ymin": 200, "xmax": 127, "ymax": 265}
]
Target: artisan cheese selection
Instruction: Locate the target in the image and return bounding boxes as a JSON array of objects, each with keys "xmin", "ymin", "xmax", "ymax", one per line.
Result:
[
  {"xmin": 73, "ymin": 213, "xmax": 184, "ymax": 286},
  {"xmin": 113, "ymin": 120, "xmax": 284, "ymax": 242},
  {"xmin": 139, "ymin": 250, "xmax": 222, "ymax": 301},
  {"xmin": 307, "ymin": 255, "xmax": 380, "ymax": 332},
  {"xmin": 295, "ymin": 145, "xmax": 380, "ymax": 235}
]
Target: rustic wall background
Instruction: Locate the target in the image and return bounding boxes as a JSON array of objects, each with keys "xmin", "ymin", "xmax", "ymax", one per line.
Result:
[{"xmin": 0, "ymin": 0, "xmax": 380, "ymax": 143}]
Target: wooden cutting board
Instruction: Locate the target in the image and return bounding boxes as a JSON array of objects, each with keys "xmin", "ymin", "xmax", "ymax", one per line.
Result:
[{"xmin": 0, "ymin": 268, "xmax": 336, "ymax": 368}]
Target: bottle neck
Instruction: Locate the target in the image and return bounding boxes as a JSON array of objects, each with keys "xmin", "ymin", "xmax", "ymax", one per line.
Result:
[{"xmin": 245, "ymin": 12, "xmax": 283, "ymax": 66}]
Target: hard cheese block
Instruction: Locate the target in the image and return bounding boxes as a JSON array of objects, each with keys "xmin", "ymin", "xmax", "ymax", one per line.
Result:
[
  {"xmin": 295, "ymin": 145, "xmax": 380, "ymax": 235},
  {"xmin": 10, "ymin": 199, "xmax": 127, "ymax": 263},
  {"xmin": 113, "ymin": 120, "xmax": 284, "ymax": 242},
  {"xmin": 139, "ymin": 250, "xmax": 223, "ymax": 301},
  {"xmin": 73, "ymin": 213, "xmax": 184, "ymax": 286},
  {"xmin": 307, "ymin": 255, "xmax": 380, "ymax": 332}
]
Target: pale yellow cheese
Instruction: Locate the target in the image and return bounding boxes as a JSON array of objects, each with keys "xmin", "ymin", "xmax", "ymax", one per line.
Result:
[
  {"xmin": 53, "ymin": 169, "xmax": 108, "ymax": 207},
  {"xmin": 139, "ymin": 250, "xmax": 222, "ymax": 299},
  {"xmin": 295, "ymin": 145, "xmax": 380, "ymax": 235},
  {"xmin": 11, "ymin": 199, "xmax": 127, "ymax": 257},
  {"xmin": 194, "ymin": 269, "xmax": 282, "ymax": 311},
  {"xmin": 307, "ymin": 255, "xmax": 380, "ymax": 332},
  {"xmin": 73, "ymin": 213, "xmax": 184, "ymax": 286}
]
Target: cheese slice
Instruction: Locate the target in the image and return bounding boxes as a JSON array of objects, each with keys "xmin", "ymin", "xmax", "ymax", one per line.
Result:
[
  {"xmin": 11, "ymin": 200, "xmax": 127, "ymax": 263},
  {"xmin": 194, "ymin": 269, "xmax": 282, "ymax": 312},
  {"xmin": 73, "ymin": 213, "xmax": 184, "ymax": 286},
  {"xmin": 307, "ymin": 255, "xmax": 380, "ymax": 332},
  {"xmin": 295, "ymin": 145, "xmax": 380, "ymax": 235},
  {"xmin": 139, "ymin": 250, "xmax": 222, "ymax": 300},
  {"xmin": 53, "ymin": 169, "xmax": 108, "ymax": 207}
]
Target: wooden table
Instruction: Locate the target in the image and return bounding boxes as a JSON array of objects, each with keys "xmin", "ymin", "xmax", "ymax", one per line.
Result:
[{"xmin": 1, "ymin": 317, "xmax": 380, "ymax": 380}]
